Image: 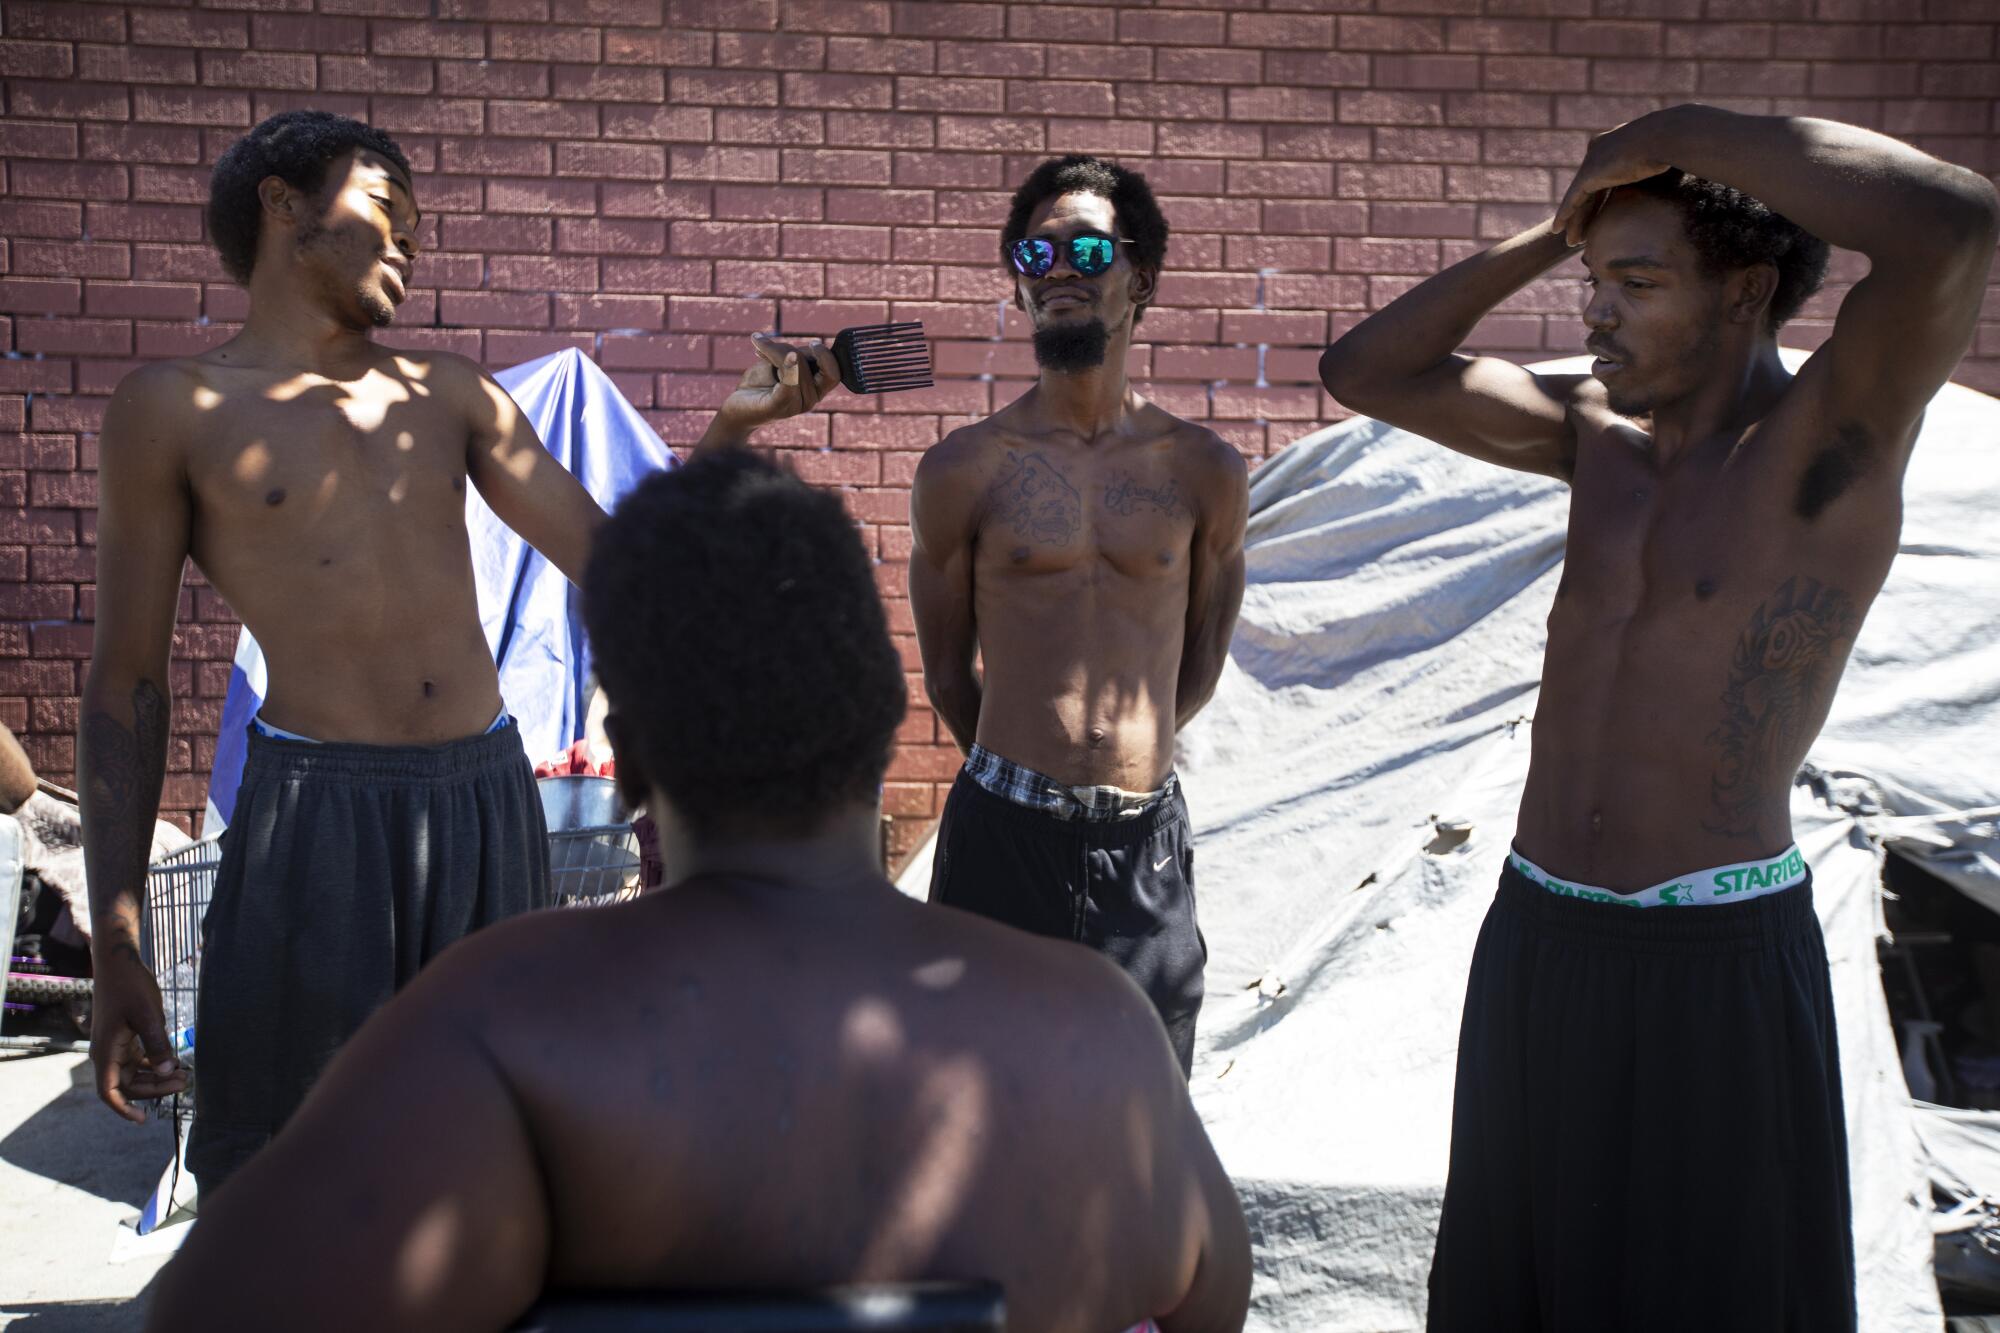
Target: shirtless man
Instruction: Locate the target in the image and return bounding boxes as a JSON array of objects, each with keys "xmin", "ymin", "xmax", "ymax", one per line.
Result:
[
  {"xmin": 80, "ymin": 110, "xmax": 837, "ymax": 1193},
  {"xmin": 1320, "ymin": 107, "xmax": 1998, "ymax": 1331},
  {"xmin": 913, "ymin": 156, "xmax": 1248, "ymax": 1078},
  {"xmin": 147, "ymin": 448, "xmax": 1252, "ymax": 1333}
]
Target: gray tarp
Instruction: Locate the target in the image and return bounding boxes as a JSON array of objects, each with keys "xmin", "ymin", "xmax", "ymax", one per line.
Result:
[{"xmin": 902, "ymin": 355, "xmax": 2000, "ymax": 1329}]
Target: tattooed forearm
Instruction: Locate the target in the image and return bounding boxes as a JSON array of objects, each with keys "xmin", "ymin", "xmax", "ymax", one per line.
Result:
[
  {"xmin": 987, "ymin": 450, "xmax": 1081, "ymax": 545},
  {"xmin": 79, "ymin": 679, "xmax": 169, "ymax": 960},
  {"xmin": 1104, "ymin": 472, "xmax": 1187, "ymax": 520},
  {"xmin": 1704, "ymin": 576, "xmax": 1859, "ymax": 837}
]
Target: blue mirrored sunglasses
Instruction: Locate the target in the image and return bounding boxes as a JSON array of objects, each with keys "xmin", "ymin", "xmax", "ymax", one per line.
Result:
[{"xmin": 1009, "ymin": 232, "xmax": 1133, "ymax": 279}]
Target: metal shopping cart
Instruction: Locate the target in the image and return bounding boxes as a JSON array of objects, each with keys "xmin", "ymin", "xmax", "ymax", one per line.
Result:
[
  {"xmin": 135, "ymin": 834, "xmax": 221, "ymax": 1232},
  {"xmin": 548, "ymin": 823, "xmax": 642, "ymax": 907}
]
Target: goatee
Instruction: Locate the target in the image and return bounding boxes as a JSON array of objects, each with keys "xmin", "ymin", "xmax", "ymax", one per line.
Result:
[{"xmin": 1033, "ymin": 320, "xmax": 1110, "ymax": 374}]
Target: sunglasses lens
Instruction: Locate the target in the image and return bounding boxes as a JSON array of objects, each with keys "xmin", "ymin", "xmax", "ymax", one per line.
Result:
[
  {"xmin": 1011, "ymin": 238, "xmax": 1054, "ymax": 278},
  {"xmin": 1071, "ymin": 236, "xmax": 1114, "ymax": 274}
]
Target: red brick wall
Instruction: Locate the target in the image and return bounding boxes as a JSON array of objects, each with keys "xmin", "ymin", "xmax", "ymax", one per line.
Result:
[{"xmin": 3, "ymin": 1, "xmax": 1996, "ymax": 857}]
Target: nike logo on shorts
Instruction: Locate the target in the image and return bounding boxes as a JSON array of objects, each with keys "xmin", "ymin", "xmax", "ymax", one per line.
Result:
[{"xmin": 1153, "ymin": 855, "xmax": 1173, "ymax": 871}]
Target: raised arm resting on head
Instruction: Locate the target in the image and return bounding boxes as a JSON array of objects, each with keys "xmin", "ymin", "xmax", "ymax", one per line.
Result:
[
  {"xmin": 1553, "ymin": 104, "xmax": 2000, "ymax": 451},
  {"xmin": 1318, "ymin": 223, "xmax": 1587, "ymax": 481},
  {"xmin": 79, "ymin": 363, "xmax": 198, "ymax": 1121}
]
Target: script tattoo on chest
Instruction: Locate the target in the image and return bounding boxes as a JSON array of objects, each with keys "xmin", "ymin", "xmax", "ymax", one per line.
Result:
[
  {"xmin": 987, "ymin": 450, "xmax": 1082, "ymax": 546},
  {"xmin": 1102, "ymin": 472, "xmax": 1187, "ymax": 520},
  {"xmin": 1704, "ymin": 575, "xmax": 1859, "ymax": 837}
]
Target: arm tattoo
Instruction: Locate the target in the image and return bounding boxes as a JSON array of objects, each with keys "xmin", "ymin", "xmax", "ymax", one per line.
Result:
[
  {"xmin": 1704, "ymin": 576, "xmax": 1859, "ymax": 837},
  {"xmin": 986, "ymin": 450, "xmax": 1081, "ymax": 545},
  {"xmin": 80, "ymin": 679, "xmax": 169, "ymax": 961},
  {"xmin": 1103, "ymin": 471, "xmax": 1187, "ymax": 520}
]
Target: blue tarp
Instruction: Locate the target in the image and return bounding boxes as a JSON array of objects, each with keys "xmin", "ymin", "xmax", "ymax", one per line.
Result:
[{"xmin": 203, "ymin": 349, "xmax": 676, "ymax": 831}]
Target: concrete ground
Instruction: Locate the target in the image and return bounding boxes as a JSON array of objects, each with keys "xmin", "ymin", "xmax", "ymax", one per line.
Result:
[{"xmin": 0, "ymin": 1013, "xmax": 183, "ymax": 1331}]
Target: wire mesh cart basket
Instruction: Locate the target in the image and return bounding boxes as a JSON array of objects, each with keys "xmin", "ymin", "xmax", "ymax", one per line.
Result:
[{"xmin": 549, "ymin": 824, "xmax": 642, "ymax": 907}]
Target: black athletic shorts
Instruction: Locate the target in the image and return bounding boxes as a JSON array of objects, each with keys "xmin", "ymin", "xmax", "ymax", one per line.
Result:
[
  {"xmin": 1427, "ymin": 858, "xmax": 1855, "ymax": 1332},
  {"xmin": 189, "ymin": 721, "xmax": 550, "ymax": 1195},
  {"xmin": 927, "ymin": 769, "xmax": 1206, "ymax": 1077}
]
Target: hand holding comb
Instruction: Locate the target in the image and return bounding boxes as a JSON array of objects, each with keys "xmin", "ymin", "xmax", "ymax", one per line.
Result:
[{"xmin": 802, "ymin": 321, "xmax": 934, "ymax": 395}]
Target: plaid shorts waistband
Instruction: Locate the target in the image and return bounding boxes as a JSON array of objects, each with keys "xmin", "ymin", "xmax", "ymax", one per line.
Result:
[{"xmin": 964, "ymin": 744, "xmax": 1175, "ymax": 822}]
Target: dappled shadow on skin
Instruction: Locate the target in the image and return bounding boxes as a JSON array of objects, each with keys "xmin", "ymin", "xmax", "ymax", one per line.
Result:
[
  {"xmin": 770, "ymin": 953, "xmax": 1196, "ymax": 1332},
  {"xmin": 185, "ymin": 354, "xmax": 450, "ymax": 554},
  {"xmin": 158, "ymin": 343, "xmax": 552, "ymax": 741},
  {"xmin": 0, "ymin": 1053, "xmax": 173, "ymax": 1210}
]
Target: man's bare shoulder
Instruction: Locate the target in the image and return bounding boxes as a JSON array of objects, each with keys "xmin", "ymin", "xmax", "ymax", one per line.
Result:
[
  {"xmin": 1147, "ymin": 409, "xmax": 1248, "ymax": 513},
  {"xmin": 915, "ymin": 416, "xmax": 1009, "ymax": 490},
  {"xmin": 100, "ymin": 358, "xmax": 211, "ymax": 460},
  {"xmin": 378, "ymin": 345, "xmax": 490, "ymax": 399},
  {"xmin": 926, "ymin": 895, "xmax": 1187, "ymax": 1069},
  {"xmin": 1553, "ymin": 373, "xmax": 1629, "ymax": 462},
  {"xmin": 111, "ymin": 357, "xmax": 209, "ymax": 411}
]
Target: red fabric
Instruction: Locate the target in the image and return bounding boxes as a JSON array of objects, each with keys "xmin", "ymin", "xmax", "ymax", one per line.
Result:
[{"xmin": 533, "ymin": 739, "xmax": 614, "ymax": 780}]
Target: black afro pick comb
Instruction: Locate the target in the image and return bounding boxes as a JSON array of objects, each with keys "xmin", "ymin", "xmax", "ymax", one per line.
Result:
[{"xmin": 808, "ymin": 321, "xmax": 933, "ymax": 395}]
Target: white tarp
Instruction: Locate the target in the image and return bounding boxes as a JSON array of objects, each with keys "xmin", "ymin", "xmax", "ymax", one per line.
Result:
[{"xmin": 1168, "ymin": 354, "xmax": 2000, "ymax": 1330}]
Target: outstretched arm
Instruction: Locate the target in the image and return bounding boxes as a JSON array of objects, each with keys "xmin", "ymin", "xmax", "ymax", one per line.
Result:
[
  {"xmin": 466, "ymin": 334, "xmax": 844, "ymax": 584},
  {"xmin": 1318, "ymin": 225, "xmax": 1586, "ymax": 480},
  {"xmin": 462, "ymin": 357, "xmax": 607, "ymax": 586},
  {"xmin": 80, "ymin": 364, "xmax": 193, "ymax": 1121},
  {"xmin": 1555, "ymin": 105, "xmax": 2000, "ymax": 445},
  {"xmin": 1176, "ymin": 439, "xmax": 1248, "ymax": 731},
  {"xmin": 694, "ymin": 332, "xmax": 843, "ymax": 452},
  {"xmin": 910, "ymin": 436, "xmax": 983, "ymax": 753}
]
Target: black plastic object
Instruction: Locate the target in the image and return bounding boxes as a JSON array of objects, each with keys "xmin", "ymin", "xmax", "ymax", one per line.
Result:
[
  {"xmin": 508, "ymin": 1282, "xmax": 1005, "ymax": 1333},
  {"xmin": 822, "ymin": 322, "xmax": 933, "ymax": 395}
]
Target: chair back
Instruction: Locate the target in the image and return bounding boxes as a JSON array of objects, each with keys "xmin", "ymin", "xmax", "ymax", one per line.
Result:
[{"xmin": 509, "ymin": 1281, "xmax": 1005, "ymax": 1332}]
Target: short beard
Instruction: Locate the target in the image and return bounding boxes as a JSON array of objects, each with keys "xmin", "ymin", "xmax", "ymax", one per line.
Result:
[
  {"xmin": 1607, "ymin": 321, "xmax": 1720, "ymax": 418},
  {"xmin": 296, "ymin": 218, "xmax": 396, "ymax": 329},
  {"xmin": 1033, "ymin": 319, "xmax": 1110, "ymax": 374}
]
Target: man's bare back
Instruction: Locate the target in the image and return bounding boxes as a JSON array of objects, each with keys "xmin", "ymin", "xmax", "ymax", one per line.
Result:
[
  {"xmin": 148, "ymin": 448, "xmax": 1250, "ymax": 1333},
  {"xmin": 151, "ymin": 878, "xmax": 1246, "ymax": 1333},
  {"xmin": 920, "ymin": 392, "xmax": 1243, "ymax": 791}
]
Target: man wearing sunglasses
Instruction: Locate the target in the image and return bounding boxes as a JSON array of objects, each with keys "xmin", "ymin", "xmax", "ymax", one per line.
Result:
[{"xmin": 912, "ymin": 155, "xmax": 1249, "ymax": 1078}]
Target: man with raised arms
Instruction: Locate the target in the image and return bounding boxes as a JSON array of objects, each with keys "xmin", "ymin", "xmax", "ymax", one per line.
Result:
[
  {"xmin": 1321, "ymin": 106, "xmax": 1998, "ymax": 1329},
  {"xmin": 912, "ymin": 156, "xmax": 1248, "ymax": 1077},
  {"xmin": 80, "ymin": 110, "xmax": 836, "ymax": 1194}
]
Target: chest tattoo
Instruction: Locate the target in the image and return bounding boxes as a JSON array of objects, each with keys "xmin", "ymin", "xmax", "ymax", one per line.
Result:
[
  {"xmin": 1103, "ymin": 471, "xmax": 1187, "ymax": 520},
  {"xmin": 987, "ymin": 450, "xmax": 1081, "ymax": 546},
  {"xmin": 1704, "ymin": 574, "xmax": 1859, "ymax": 836}
]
